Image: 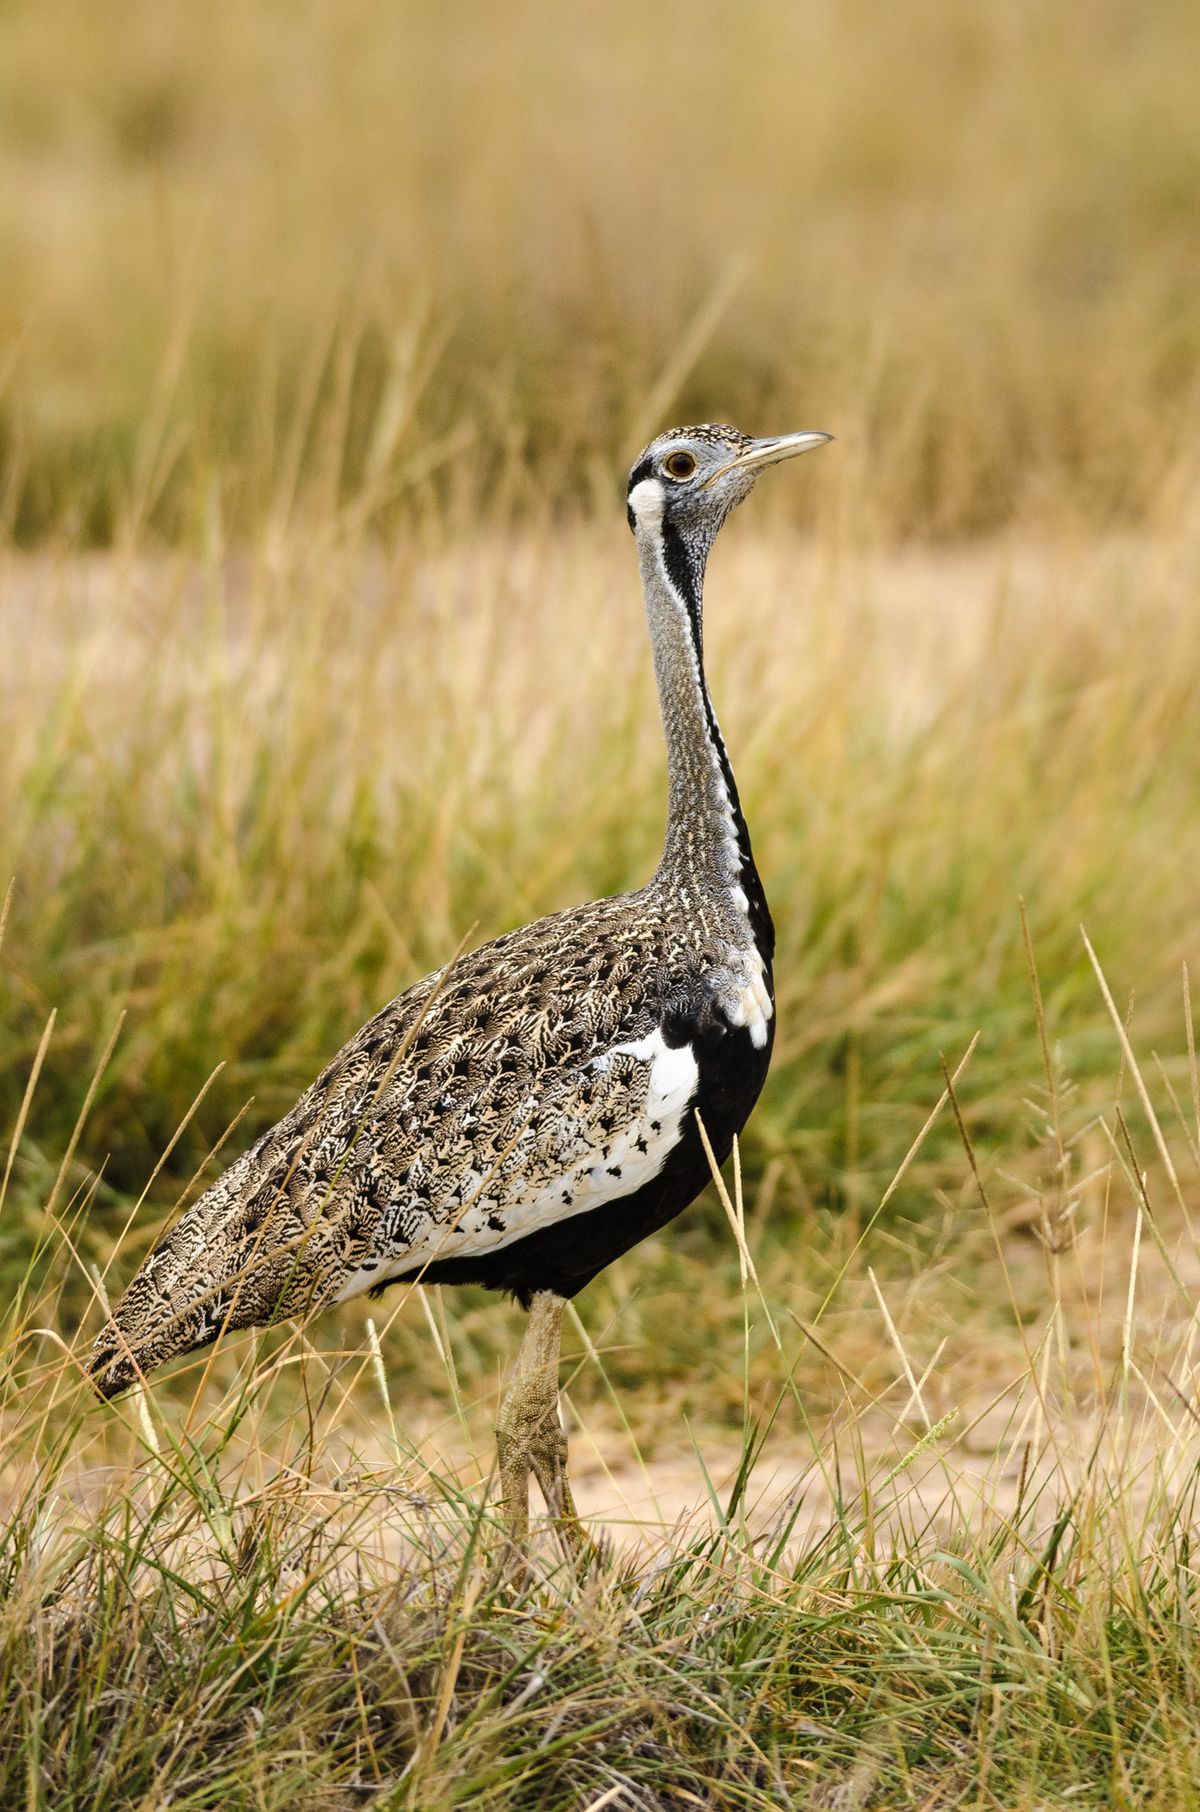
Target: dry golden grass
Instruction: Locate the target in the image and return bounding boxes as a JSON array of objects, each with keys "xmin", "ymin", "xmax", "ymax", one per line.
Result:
[
  {"xmin": 5, "ymin": 1, "xmax": 1200, "ymax": 1800},
  {"xmin": 2, "ymin": 479, "xmax": 1200, "ymax": 1796},
  {"xmin": 7, "ymin": 890, "xmax": 1200, "ymax": 1803},
  {"xmin": 2, "ymin": 0, "xmax": 1199, "ymax": 538}
]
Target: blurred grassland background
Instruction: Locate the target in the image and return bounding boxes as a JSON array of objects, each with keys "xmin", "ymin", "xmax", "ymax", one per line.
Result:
[
  {"xmin": 7, "ymin": 4, "xmax": 1200, "ymax": 1803},
  {"xmin": 1, "ymin": 0, "xmax": 1200, "ymax": 541},
  {"xmin": 1, "ymin": 0, "xmax": 1199, "ymax": 1364},
  {"xmin": 2, "ymin": 0, "xmax": 1200, "ymax": 1356},
  {"xmin": 3, "ymin": 0, "xmax": 1200, "ymax": 1282}
]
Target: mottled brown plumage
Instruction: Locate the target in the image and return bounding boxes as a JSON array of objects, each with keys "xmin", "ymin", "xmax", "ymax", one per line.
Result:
[{"xmin": 90, "ymin": 890, "xmax": 750, "ymax": 1389}]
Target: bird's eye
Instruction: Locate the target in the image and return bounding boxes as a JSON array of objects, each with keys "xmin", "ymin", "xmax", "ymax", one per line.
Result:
[{"xmin": 663, "ymin": 450, "xmax": 697, "ymax": 481}]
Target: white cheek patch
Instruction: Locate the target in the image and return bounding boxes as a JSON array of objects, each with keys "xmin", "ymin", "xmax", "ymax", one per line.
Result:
[{"xmin": 628, "ymin": 476, "xmax": 665, "ymax": 528}]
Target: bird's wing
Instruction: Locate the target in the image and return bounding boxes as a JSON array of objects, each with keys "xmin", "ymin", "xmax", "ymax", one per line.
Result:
[
  {"xmin": 327, "ymin": 1019, "xmax": 700, "ymax": 1302},
  {"xmin": 95, "ymin": 897, "xmax": 713, "ymax": 1374},
  {"xmin": 242, "ymin": 904, "xmax": 705, "ymax": 1314}
]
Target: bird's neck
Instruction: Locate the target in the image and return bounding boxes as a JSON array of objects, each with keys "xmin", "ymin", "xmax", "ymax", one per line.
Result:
[{"xmin": 636, "ymin": 519, "xmax": 774, "ymax": 957}]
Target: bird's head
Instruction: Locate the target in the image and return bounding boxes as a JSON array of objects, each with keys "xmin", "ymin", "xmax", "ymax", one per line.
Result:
[{"xmin": 626, "ymin": 423, "xmax": 831, "ymax": 571}]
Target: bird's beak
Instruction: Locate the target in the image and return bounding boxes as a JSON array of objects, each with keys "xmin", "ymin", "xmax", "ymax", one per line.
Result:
[{"xmin": 702, "ymin": 430, "xmax": 833, "ymax": 488}]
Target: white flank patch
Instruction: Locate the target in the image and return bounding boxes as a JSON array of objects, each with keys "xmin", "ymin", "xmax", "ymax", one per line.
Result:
[
  {"xmin": 591, "ymin": 1030, "xmax": 699, "ymax": 1191},
  {"xmin": 334, "ymin": 1028, "xmax": 700, "ymax": 1301}
]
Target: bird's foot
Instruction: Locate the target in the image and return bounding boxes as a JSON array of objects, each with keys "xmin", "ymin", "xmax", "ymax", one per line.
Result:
[
  {"xmin": 494, "ymin": 1289, "xmax": 598, "ymax": 1584},
  {"xmin": 496, "ymin": 1414, "xmax": 598, "ymax": 1584},
  {"xmin": 531, "ymin": 1433, "xmax": 598, "ymax": 1573}
]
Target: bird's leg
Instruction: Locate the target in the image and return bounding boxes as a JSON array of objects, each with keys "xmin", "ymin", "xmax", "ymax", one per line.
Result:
[{"xmin": 495, "ymin": 1290, "xmax": 590, "ymax": 1566}]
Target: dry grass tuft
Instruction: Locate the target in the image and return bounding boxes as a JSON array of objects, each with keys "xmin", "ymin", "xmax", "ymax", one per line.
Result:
[
  {"xmin": 5, "ymin": 947, "xmax": 1200, "ymax": 1805},
  {"xmin": 5, "ymin": 3, "xmax": 1200, "ymax": 1799},
  {"xmin": 2, "ymin": 0, "xmax": 1200, "ymax": 539}
]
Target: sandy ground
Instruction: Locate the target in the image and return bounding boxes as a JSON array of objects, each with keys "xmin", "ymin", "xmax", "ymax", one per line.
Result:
[
  {"xmin": 282, "ymin": 1357, "xmax": 1199, "ymax": 1573},
  {"xmin": 549, "ymin": 1396, "xmax": 1195, "ymax": 1552}
]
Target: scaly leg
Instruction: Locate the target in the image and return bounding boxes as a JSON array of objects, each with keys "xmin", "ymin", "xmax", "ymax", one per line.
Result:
[{"xmin": 495, "ymin": 1290, "xmax": 590, "ymax": 1566}]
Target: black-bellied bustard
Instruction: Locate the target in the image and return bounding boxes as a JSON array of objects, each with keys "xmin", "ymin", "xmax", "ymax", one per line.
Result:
[{"xmin": 90, "ymin": 423, "xmax": 832, "ymax": 1559}]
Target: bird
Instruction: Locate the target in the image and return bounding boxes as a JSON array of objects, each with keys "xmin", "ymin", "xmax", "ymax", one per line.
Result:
[{"xmin": 88, "ymin": 421, "xmax": 832, "ymax": 1559}]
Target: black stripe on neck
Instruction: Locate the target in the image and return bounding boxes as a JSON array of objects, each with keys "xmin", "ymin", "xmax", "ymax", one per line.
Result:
[
  {"xmin": 659, "ymin": 520, "xmax": 775, "ymax": 963},
  {"xmin": 660, "ymin": 518, "xmax": 702, "ymax": 648}
]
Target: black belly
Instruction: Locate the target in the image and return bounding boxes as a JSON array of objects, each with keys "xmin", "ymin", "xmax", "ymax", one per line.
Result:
[{"xmin": 381, "ymin": 1013, "xmax": 775, "ymax": 1309}]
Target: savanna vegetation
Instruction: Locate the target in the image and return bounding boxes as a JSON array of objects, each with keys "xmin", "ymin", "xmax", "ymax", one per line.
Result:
[{"xmin": 3, "ymin": 2, "xmax": 1200, "ymax": 1805}]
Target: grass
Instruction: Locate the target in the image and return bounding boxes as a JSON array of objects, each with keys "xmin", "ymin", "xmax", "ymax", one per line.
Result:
[
  {"xmin": 5, "ymin": 520, "xmax": 1200, "ymax": 1282},
  {"xmin": 6, "ymin": 0, "xmax": 1200, "ymax": 1800},
  {"xmin": 2, "ymin": 0, "xmax": 1200, "ymax": 539},
  {"xmin": 5, "ymin": 512, "xmax": 1200, "ymax": 1803},
  {"xmin": 5, "ymin": 947, "xmax": 1200, "ymax": 1806}
]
